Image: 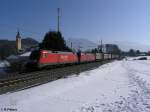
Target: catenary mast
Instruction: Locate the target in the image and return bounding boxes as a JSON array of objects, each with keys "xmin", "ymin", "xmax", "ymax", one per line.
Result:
[{"xmin": 57, "ymin": 8, "xmax": 60, "ymax": 32}]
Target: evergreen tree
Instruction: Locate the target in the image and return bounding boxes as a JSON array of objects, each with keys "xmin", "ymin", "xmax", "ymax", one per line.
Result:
[{"xmin": 40, "ymin": 31, "xmax": 71, "ymax": 51}]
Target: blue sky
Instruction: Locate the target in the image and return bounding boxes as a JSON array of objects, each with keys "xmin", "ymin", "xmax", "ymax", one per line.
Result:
[{"xmin": 0, "ymin": 0, "xmax": 150, "ymax": 47}]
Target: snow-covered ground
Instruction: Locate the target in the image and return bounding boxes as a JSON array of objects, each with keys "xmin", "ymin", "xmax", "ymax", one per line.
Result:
[
  {"xmin": 0, "ymin": 52, "xmax": 31, "ymax": 76},
  {"xmin": 19, "ymin": 51, "xmax": 31, "ymax": 57},
  {"xmin": 0, "ymin": 60, "xmax": 10, "ymax": 76},
  {"xmin": 0, "ymin": 60, "xmax": 10, "ymax": 68},
  {"xmin": 1, "ymin": 59, "xmax": 150, "ymax": 112}
]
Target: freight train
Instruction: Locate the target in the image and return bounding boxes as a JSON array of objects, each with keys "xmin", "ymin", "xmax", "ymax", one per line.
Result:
[{"xmin": 26, "ymin": 49, "xmax": 119, "ymax": 69}]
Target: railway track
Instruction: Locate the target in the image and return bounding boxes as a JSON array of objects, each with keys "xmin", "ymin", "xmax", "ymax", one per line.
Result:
[{"xmin": 0, "ymin": 60, "xmax": 111, "ymax": 95}]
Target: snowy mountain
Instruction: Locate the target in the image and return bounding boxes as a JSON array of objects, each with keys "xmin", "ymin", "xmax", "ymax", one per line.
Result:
[
  {"xmin": 66, "ymin": 38, "xmax": 150, "ymax": 52},
  {"xmin": 66, "ymin": 38, "xmax": 98, "ymax": 51},
  {"xmin": 111, "ymin": 41, "xmax": 150, "ymax": 52}
]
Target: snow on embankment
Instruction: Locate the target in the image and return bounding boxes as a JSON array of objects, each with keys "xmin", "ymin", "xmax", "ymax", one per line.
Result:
[
  {"xmin": 1, "ymin": 59, "xmax": 150, "ymax": 112},
  {"xmin": 0, "ymin": 60, "xmax": 10, "ymax": 68},
  {"xmin": 0, "ymin": 60, "xmax": 10, "ymax": 75},
  {"xmin": 77, "ymin": 59, "xmax": 150, "ymax": 112},
  {"xmin": 0, "ymin": 52, "xmax": 31, "ymax": 75},
  {"xmin": 19, "ymin": 51, "xmax": 31, "ymax": 57},
  {"xmin": 127, "ymin": 56, "xmax": 150, "ymax": 61},
  {"xmin": 0, "ymin": 61, "xmax": 132, "ymax": 112},
  {"xmin": 125, "ymin": 60, "xmax": 150, "ymax": 83}
]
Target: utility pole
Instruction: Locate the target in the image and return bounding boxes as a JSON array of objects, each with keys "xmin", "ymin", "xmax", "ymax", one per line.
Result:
[
  {"xmin": 71, "ymin": 42, "xmax": 72, "ymax": 49},
  {"xmin": 57, "ymin": 8, "xmax": 60, "ymax": 32},
  {"xmin": 100, "ymin": 40, "xmax": 103, "ymax": 53}
]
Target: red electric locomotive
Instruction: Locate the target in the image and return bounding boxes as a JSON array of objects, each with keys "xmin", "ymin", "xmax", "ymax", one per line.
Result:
[{"xmin": 27, "ymin": 49, "xmax": 96, "ymax": 69}]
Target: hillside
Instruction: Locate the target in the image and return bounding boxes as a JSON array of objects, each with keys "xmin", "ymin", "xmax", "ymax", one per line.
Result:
[
  {"xmin": 0, "ymin": 38, "xmax": 39, "ymax": 59},
  {"xmin": 22, "ymin": 37, "xmax": 39, "ymax": 49}
]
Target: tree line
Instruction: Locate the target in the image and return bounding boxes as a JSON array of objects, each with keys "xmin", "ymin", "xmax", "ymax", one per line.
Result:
[{"xmin": 122, "ymin": 49, "xmax": 146, "ymax": 56}]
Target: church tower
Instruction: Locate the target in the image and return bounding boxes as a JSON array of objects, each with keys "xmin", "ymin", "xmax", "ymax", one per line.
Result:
[{"xmin": 16, "ymin": 31, "xmax": 22, "ymax": 52}]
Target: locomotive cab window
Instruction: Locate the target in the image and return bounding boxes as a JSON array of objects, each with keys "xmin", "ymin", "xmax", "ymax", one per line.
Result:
[{"xmin": 41, "ymin": 53, "xmax": 48, "ymax": 58}]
